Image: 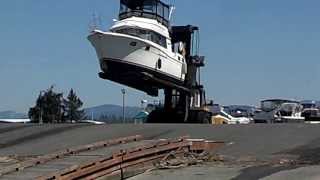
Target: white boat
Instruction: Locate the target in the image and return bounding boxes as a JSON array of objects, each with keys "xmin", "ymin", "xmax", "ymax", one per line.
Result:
[
  {"xmin": 254, "ymin": 99, "xmax": 305, "ymax": 123},
  {"xmin": 88, "ymin": 0, "xmax": 187, "ymax": 95},
  {"xmin": 0, "ymin": 119, "xmax": 31, "ymax": 123},
  {"xmin": 212, "ymin": 108, "xmax": 251, "ymax": 125}
]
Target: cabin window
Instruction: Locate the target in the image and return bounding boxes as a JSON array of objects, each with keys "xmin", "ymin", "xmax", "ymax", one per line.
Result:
[
  {"xmin": 120, "ymin": 3, "xmax": 128, "ymax": 14},
  {"xmin": 163, "ymin": 5, "xmax": 169, "ymax": 20},
  {"xmin": 143, "ymin": 0, "xmax": 156, "ymax": 13},
  {"xmin": 119, "ymin": 0, "xmax": 170, "ymax": 27},
  {"xmin": 116, "ymin": 28, "xmax": 167, "ymax": 48},
  {"xmin": 152, "ymin": 32, "xmax": 167, "ymax": 48},
  {"xmin": 157, "ymin": 2, "xmax": 164, "ymax": 17},
  {"xmin": 261, "ymin": 101, "xmax": 276, "ymax": 111}
]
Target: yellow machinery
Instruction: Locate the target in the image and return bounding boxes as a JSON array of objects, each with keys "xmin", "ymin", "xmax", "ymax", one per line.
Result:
[{"xmin": 211, "ymin": 115, "xmax": 228, "ymax": 125}]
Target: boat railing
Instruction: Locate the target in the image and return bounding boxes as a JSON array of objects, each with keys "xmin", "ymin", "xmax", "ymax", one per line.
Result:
[{"xmin": 119, "ymin": 10, "xmax": 169, "ymax": 27}]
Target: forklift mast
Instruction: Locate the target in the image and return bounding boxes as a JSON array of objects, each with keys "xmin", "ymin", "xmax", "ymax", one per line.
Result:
[
  {"xmin": 147, "ymin": 25, "xmax": 211, "ymax": 123},
  {"xmin": 171, "ymin": 25, "xmax": 206, "ymax": 107}
]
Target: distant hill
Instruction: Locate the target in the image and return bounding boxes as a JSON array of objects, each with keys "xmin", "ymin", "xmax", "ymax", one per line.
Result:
[
  {"xmin": 84, "ymin": 104, "xmax": 141, "ymax": 120},
  {"xmin": 0, "ymin": 104, "xmax": 141, "ymax": 121},
  {"xmin": 0, "ymin": 111, "xmax": 28, "ymax": 119}
]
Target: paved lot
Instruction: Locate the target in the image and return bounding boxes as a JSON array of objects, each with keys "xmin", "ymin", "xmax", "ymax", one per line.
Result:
[
  {"xmin": 129, "ymin": 164, "xmax": 320, "ymax": 180},
  {"xmin": 1, "ymin": 123, "xmax": 320, "ymax": 179},
  {"xmin": 129, "ymin": 164, "xmax": 243, "ymax": 180}
]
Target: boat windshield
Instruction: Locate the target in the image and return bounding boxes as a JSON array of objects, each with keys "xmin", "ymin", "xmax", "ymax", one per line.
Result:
[
  {"xmin": 261, "ymin": 101, "xmax": 282, "ymax": 111},
  {"xmin": 302, "ymin": 103, "xmax": 316, "ymax": 109},
  {"xmin": 115, "ymin": 28, "xmax": 167, "ymax": 48},
  {"xmin": 119, "ymin": 0, "xmax": 170, "ymax": 27},
  {"xmin": 261, "ymin": 100, "xmax": 296, "ymax": 112}
]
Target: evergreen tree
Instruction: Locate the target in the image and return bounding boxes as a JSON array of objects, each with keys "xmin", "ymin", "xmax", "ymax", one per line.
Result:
[
  {"xmin": 64, "ymin": 89, "xmax": 85, "ymax": 122},
  {"xmin": 28, "ymin": 86, "xmax": 64, "ymax": 123}
]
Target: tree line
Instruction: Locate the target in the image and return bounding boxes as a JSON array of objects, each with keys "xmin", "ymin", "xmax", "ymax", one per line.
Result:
[{"xmin": 28, "ymin": 86, "xmax": 86, "ymax": 123}]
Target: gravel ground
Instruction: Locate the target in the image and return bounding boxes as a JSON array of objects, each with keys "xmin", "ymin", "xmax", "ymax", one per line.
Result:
[{"xmin": 1, "ymin": 123, "xmax": 320, "ymax": 179}]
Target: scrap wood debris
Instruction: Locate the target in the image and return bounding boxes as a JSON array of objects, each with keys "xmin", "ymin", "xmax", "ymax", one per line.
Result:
[{"xmin": 154, "ymin": 151, "xmax": 224, "ymax": 170}]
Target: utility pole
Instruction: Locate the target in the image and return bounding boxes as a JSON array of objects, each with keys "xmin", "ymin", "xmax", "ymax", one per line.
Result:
[
  {"xmin": 121, "ymin": 89, "xmax": 126, "ymax": 124},
  {"xmin": 39, "ymin": 91, "xmax": 44, "ymax": 125},
  {"xmin": 91, "ymin": 111, "xmax": 94, "ymax": 121},
  {"xmin": 40, "ymin": 108, "xmax": 43, "ymax": 124}
]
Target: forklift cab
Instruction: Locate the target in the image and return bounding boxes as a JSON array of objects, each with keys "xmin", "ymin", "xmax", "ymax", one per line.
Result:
[
  {"xmin": 171, "ymin": 25, "xmax": 201, "ymax": 58},
  {"xmin": 147, "ymin": 25, "xmax": 210, "ymax": 124}
]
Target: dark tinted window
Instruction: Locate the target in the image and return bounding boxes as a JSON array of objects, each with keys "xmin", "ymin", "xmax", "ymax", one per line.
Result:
[
  {"xmin": 120, "ymin": 3, "xmax": 128, "ymax": 14},
  {"xmin": 143, "ymin": 0, "xmax": 156, "ymax": 13},
  {"xmin": 116, "ymin": 28, "xmax": 167, "ymax": 48},
  {"xmin": 157, "ymin": 2, "xmax": 164, "ymax": 17},
  {"xmin": 119, "ymin": 0, "xmax": 170, "ymax": 27},
  {"xmin": 163, "ymin": 5, "xmax": 169, "ymax": 20}
]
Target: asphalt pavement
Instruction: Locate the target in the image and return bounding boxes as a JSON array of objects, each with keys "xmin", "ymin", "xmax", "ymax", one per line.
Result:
[{"xmin": 1, "ymin": 123, "xmax": 320, "ymax": 179}]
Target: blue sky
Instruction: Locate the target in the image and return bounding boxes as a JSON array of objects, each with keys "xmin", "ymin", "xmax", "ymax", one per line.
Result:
[{"xmin": 1, "ymin": 0, "xmax": 320, "ymax": 112}]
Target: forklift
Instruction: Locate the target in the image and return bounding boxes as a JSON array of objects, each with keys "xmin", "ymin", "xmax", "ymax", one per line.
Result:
[{"xmin": 147, "ymin": 25, "xmax": 212, "ymax": 123}]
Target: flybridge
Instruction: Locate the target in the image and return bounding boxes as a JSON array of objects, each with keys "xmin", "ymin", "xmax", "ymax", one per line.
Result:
[{"xmin": 119, "ymin": 0, "xmax": 170, "ymax": 27}]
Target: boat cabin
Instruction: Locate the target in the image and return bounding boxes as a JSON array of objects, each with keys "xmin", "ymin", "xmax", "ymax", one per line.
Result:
[
  {"xmin": 260, "ymin": 99, "xmax": 299, "ymax": 112},
  {"xmin": 301, "ymin": 100, "xmax": 320, "ymax": 109},
  {"xmin": 119, "ymin": 0, "xmax": 170, "ymax": 27}
]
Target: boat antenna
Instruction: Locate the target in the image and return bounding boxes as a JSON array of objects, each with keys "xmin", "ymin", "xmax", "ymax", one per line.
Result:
[
  {"xmin": 169, "ymin": 5, "xmax": 175, "ymax": 21},
  {"xmin": 197, "ymin": 30, "xmax": 200, "ymax": 55},
  {"xmin": 89, "ymin": 12, "xmax": 102, "ymax": 32}
]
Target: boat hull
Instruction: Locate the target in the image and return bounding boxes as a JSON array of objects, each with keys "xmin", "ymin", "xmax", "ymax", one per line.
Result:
[{"xmin": 88, "ymin": 31, "xmax": 186, "ymax": 95}]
